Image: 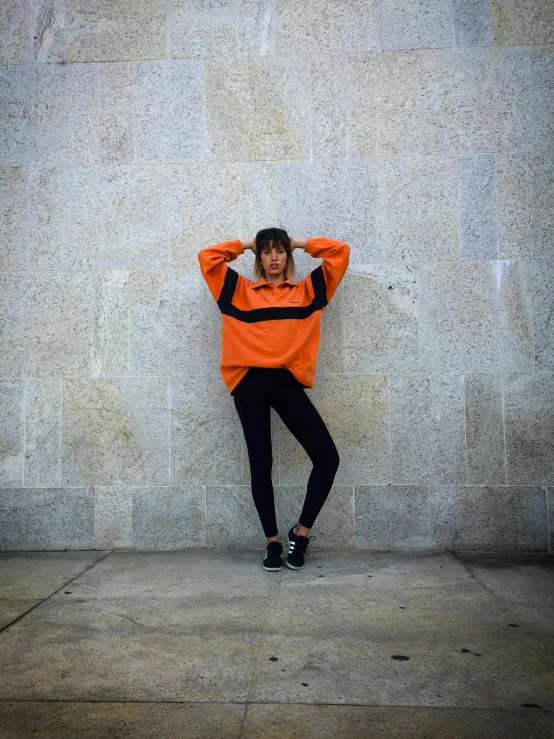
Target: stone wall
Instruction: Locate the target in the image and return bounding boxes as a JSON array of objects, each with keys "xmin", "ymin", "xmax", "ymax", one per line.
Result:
[{"xmin": 0, "ymin": 0, "xmax": 552, "ymax": 551}]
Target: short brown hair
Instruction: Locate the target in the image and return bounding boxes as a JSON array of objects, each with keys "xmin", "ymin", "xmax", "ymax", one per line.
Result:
[{"xmin": 253, "ymin": 227, "xmax": 296, "ymax": 280}]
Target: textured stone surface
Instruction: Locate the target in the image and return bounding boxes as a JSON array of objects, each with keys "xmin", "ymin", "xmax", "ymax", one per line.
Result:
[
  {"xmin": 204, "ymin": 57, "xmax": 310, "ymax": 161},
  {"xmin": 389, "ymin": 374, "xmax": 467, "ymax": 485},
  {"xmin": 24, "ymin": 379, "xmax": 62, "ymax": 488},
  {"xmin": 503, "ymin": 372, "xmax": 554, "ymax": 485},
  {"xmin": 30, "ymin": 0, "xmax": 166, "ymax": 63},
  {"xmin": 464, "ymin": 373, "xmax": 506, "ymax": 485},
  {"xmin": 348, "ymin": 48, "xmax": 529, "ymax": 156},
  {"xmin": 490, "ymin": 0, "xmax": 554, "ymax": 45},
  {"xmin": 355, "ymin": 485, "xmax": 548, "ymax": 551},
  {"xmin": 0, "ymin": 488, "xmax": 95, "ymax": 551},
  {"xmin": 28, "ymin": 166, "xmax": 170, "ymax": 270},
  {"xmin": 418, "ymin": 261, "xmax": 534, "ymax": 372},
  {"xmin": 0, "ymin": 4, "xmax": 552, "ymax": 554},
  {"xmin": 0, "ymin": 273, "xmax": 92, "ymax": 377},
  {"xmin": 0, "ymin": 550, "xmax": 553, "ymax": 733},
  {"xmin": 0, "ymin": 380, "xmax": 25, "ymax": 488},
  {"xmin": 61, "ymin": 378, "xmax": 169, "ymax": 487}
]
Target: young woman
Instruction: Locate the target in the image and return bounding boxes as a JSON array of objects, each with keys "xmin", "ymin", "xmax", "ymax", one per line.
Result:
[{"xmin": 198, "ymin": 228, "xmax": 350, "ymax": 572}]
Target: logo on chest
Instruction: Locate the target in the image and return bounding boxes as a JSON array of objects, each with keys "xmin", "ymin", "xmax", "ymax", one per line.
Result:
[{"xmin": 289, "ymin": 300, "xmax": 301, "ymax": 303}]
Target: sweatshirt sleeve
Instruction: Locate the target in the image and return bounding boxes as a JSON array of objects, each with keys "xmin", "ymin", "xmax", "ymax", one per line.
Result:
[
  {"xmin": 305, "ymin": 237, "xmax": 350, "ymax": 304},
  {"xmin": 198, "ymin": 238, "xmax": 245, "ymax": 302}
]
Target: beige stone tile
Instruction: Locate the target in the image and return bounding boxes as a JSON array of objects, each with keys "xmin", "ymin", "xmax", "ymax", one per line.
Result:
[
  {"xmin": 313, "ymin": 485, "xmax": 355, "ymax": 547},
  {"xmin": 244, "ymin": 704, "xmax": 553, "ymax": 739},
  {"xmin": 238, "ymin": 161, "xmax": 280, "ymax": 238},
  {"xmin": 533, "ymin": 260, "xmax": 554, "ymax": 370},
  {"xmin": 0, "ymin": 701, "xmax": 244, "ymax": 739},
  {"xmin": 0, "ymin": 65, "xmax": 98, "ymax": 167},
  {"xmin": 93, "ymin": 269, "xmax": 208, "ymax": 378},
  {"xmin": 98, "ymin": 63, "xmax": 135, "ymax": 164},
  {"xmin": 0, "ymin": 488, "xmax": 95, "ymax": 550},
  {"xmin": 491, "ymin": 0, "xmax": 554, "ymax": 44},
  {"xmin": 92, "ymin": 271, "xmax": 130, "ymax": 377},
  {"xmin": 169, "ymin": 0, "xmax": 237, "ymax": 59},
  {"xmin": 62, "ymin": 378, "xmax": 169, "ymax": 487},
  {"xmin": 24, "ymin": 379, "xmax": 62, "ymax": 488},
  {"xmin": 280, "ymin": 375, "xmax": 390, "ymax": 486},
  {"xmin": 127, "ymin": 270, "xmax": 173, "ymax": 374},
  {"xmin": 446, "ymin": 485, "xmax": 549, "ymax": 550},
  {"xmin": 528, "ymin": 46, "xmax": 554, "ymax": 159},
  {"xmin": 170, "ymin": 376, "xmax": 242, "ymax": 486},
  {"xmin": 503, "ymin": 372, "xmax": 554, "ymax": 485},
  {"xmin": 135, "ymin": 60, "xmax": 204, "ymax": 163},
  {"xmin": 381, "ymin": 0, "xmax": 454, "ymax": 50},
  {"xmin": 170, "ymin": 163, "xmax": 243, "ymax": 268},
  {"xmin": 381, "ymin": 156, "xmax": 459, "ymax": 263},
  {"xmin": 0, "ymin": 67, "xmax": 33, "ymax": 166},
  {"xmin": 496, "ymin": 150, "xmax": 554, "ymax": 260},
  {"xmin": 459, "ymin": 155, "xmax": 498, "ymax": 261},
  {"xmin": 206, "ymin": 485, "xmax": 265, "ymax": 547},
  {"xmin": 0, "ymin": 0, "xmax": 29, "ymax": 64},
  {"xmin": 95, "ymin": 487, "xmax": 133, "ymax": 549},
  {"xmin": 389, "ymin": 374, "xmax": 466, "ymax": 485},
  {"xmin": 275, "ymin": 0, "xmax": 380, "ymax": 53},
  {"xmin": 0, "ymin": 595, "xmax": 266, "ymax": 702},
  {"xmin": 310, "ymin": 54, "xmax": 348, "ymax": 158},
  {"xmin": 348, "ymin": 48, "xmax": 530, "ymax": 156},
  {"xmin": 31, "ymin": 0, "xmax": 166, "ymax": 63},
  {"xmin": 132, "ymin": 486, "xmax": 206, "ymax": 549},
  {"xmin": 465, "ymin": 373, "xmax": 506, "ymax": 485},
  {"xmin": 204, "ymin": 56, "xmax": 310, "ymax": 161},
  {"xmin": 418, "ymin": 261, "xmax": 534, "ymax": 372},
  {"xmin": 31, "ymin": 64, "xmax": 98, "ymax": 165},
  {"xmin": 343, "ymin": 266, "xmax": 420, "ymax": 373},
  {"xmin": 0, "ymin": 272, "xmax": 92, "ymax": 377},
  {"xmin": 453, "ymin": 0, "xmax": 493, "ymax": 46},
  {"xmin": 356, "ymin": 484, "xmax": 548, "ymax": 550},
  {"xmin": 238, "ymin": 0, "xmax": 275, "ymax": 57},
  {"xmin": 28, "ymin": 166, "xmax": 170, "ymax": 269},
  {"xmin": 0, "ymin": 167, "xmax": 29, "ymax": 270},
  {"xmin": 355, "ymin": 485, "xmax": 454, "ymax": 550},
  {"xmin": 0, "ymin": 380, "xmax": 25, "ymax": 488}
]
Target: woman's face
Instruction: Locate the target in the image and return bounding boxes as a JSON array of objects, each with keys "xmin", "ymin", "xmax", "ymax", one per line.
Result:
[{"xmin": 259, "ymin": 241, "xmax": 288, "ymax": 278}]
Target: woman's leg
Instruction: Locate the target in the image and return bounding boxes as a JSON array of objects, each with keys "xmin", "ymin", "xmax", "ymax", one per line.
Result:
[
  {"xmin": 270, "ymin": 387, "xmax": 340, "ymax": 530},
  {"xmin": 232, "ymin": 389, "xmax": 279, "ymax": 540}
]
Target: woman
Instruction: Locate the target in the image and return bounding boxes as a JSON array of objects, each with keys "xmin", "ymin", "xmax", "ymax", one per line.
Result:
[{"xmin": 198, "ymin": 228, "xmax": 350, "ymax": 572}]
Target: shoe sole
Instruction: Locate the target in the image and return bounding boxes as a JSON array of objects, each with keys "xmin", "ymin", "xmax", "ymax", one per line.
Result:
[
  {"xmin": 263, "ymin": 564, "xmax": 282, "ymax": 571},
  {"xmin": 285, "ymin": 560, "xmax": 304, "ymax": 569}
]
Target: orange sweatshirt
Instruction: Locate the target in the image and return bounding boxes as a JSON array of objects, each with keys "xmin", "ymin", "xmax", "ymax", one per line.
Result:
[{"xmin": 198, "ymin": 237, "xmax": 350, "ymax": 395}]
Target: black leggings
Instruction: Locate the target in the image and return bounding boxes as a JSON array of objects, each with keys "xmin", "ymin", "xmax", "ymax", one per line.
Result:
[{"xmin": 232, "ymin": 367, "xmax": 340, "ymax": 538}]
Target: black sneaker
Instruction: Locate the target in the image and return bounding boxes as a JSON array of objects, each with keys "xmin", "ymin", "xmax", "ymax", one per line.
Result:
[
  {"xmin": 263, "ymin": 541, "xmax": 283, "ymax": 571},
  {"xmin": 286, "ymin": 526, "xmax": 316, "ymax": 570}
]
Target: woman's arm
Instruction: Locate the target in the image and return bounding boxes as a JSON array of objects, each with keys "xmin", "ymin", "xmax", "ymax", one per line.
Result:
[
  {"xmin": 303, "ymin": 237, "xmax": 350, "ymax": 303},
  {"xmin": 198, "ymin": 238, "xmax": 245, "ymax": 302}
]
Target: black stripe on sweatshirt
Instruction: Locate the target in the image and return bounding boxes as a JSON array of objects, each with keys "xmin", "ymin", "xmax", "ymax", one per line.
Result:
[{"xmin": 217, "ymin": 266, "xmax": 329, "ymax": 322}]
